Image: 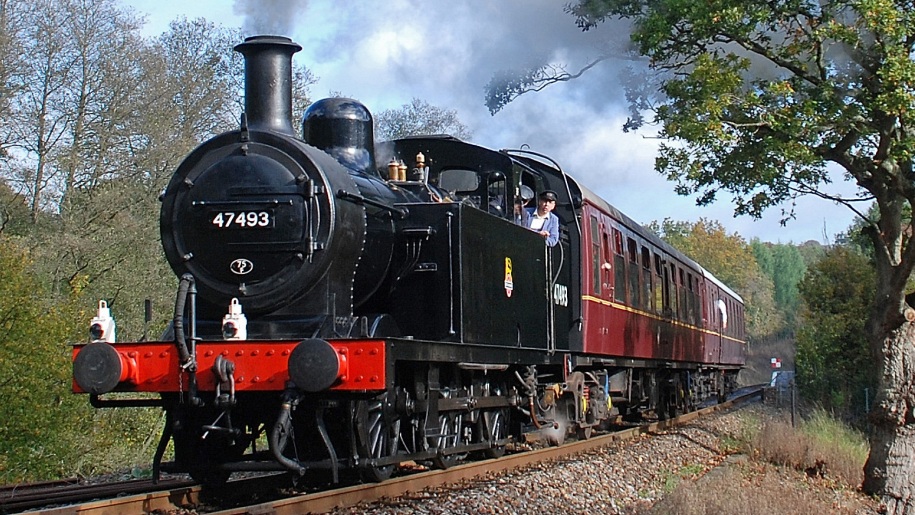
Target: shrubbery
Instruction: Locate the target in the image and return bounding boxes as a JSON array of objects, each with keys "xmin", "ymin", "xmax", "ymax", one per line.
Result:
[{"xmin": 0, "ymin": 238, "xmax": 163, "ymax": 482}]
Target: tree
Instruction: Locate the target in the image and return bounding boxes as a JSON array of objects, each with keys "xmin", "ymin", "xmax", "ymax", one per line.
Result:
[
  {"xmin": 0, "ymin": 0, "xmax": 28, "ymax": 153},
  {"xmin": 648, "ymin": 218, "xmax": 781, "ymax": 338},
  {"xmin": 375, "ymin": 97, "xmax": 472, "ymax": 141},
  {"xmin": 56, "ymin": 0, "xmax": 145, "ymax": 212},
  {"xmin": 487, "ymin": 1, "xmax": 915, "ymax": 509},
  {"xmin": 0, "ymin": 237, "xmax": 85, "ymax": 482},
  {"xmin": 4, "ymin": 0, "xmax": 76, "ymax": 221},
  {"xmin": 0, "ymin": 0, "xmax": 145, "ymax": 221},
  {"xmin": 751, "ymin": 241, "xmax": 807, "ymax": 327},
  {"xmin": 291, "ymin": 66, "xmax": 318, "ymax": 131},
  {"xmin": 796, "ymin": 245, "xmax": 876, "ymax": 422}
]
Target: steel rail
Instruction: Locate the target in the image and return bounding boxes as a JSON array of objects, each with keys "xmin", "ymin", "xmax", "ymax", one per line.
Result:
[{"xmin": 0, "ymin": 478, "xmax": 195, "ymax": 514}]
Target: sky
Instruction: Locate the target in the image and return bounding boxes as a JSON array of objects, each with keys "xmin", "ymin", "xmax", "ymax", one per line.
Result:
[{"xmin": 120, "ymin": 0, "xmax": 862, "ymax": 244}]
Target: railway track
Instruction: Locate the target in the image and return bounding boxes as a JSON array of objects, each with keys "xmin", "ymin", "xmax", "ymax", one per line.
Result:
[
  {"xmin": 14, "ymin": 385, "xmax": 764, "ymax": 515},
  {"xmin": 0, "ymin": 476, "xmax": 196, "ymax": 513}
]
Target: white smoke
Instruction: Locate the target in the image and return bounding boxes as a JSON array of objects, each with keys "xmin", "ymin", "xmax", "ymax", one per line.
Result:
[{"xmin": 233, "ymin": 0, "xmax": 305, "ymax": 36}]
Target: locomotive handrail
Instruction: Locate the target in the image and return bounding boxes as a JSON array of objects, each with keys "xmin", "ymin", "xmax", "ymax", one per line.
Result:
[
  {"xmin": 546, "ymin": 244, "xmax": 556, "ymax": 355},
  {"xmin": 447, "ymin": 210, "xmax": 457, "ymax": 336},
  {"xmin": 190, "ymin": 199, "xmax": 295, "ymax": 206},
  {"xmin": 336, "ymin": 188, "xmax": 409, "ymax": 219}
]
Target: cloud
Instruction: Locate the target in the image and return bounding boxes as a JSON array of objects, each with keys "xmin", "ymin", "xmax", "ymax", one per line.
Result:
[{"xmin": 226, "ymin": 0, "xmax": 858, "ymax": 243}]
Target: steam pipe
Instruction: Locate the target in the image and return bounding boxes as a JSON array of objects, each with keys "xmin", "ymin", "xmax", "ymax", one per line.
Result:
[
  {"xmin": 270, "ymin": 399, "xmax": 308, "ymax": 476},
  {"xmin": 233, "ymin": 35, "xmax": 302, "ymax": 135},
  {"xmin": 173, "ymin": 274, "xmax": 201, "ymax": 405},
  {"xmin": 173, "ymin": 275, "xmax": 193, "ymax": 365}
]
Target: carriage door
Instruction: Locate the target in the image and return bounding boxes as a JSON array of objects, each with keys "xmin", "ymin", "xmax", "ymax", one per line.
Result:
[
  {"xmin": 711, "ymin": 289, "xmax": 725, "ymax": 363},
  {"xmin": 583, "ymin": 212, "xmax": 610, "ymax": 353}
]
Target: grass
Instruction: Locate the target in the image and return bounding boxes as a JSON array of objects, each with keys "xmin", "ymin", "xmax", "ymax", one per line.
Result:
[
  {"xmin": 647, "ymin": 406, "xmax": 874, "ymax": 514},
  {"xmin": 747, "ymin": 408, "xmax": 868, "ymax": 488},
  {"xmin": 661, "ymin": 464, "xmax": 708, "ymax": 494}
]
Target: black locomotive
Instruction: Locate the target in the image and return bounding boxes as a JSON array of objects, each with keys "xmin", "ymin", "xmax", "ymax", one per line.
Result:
[{"xmin": 72, "ymin": 35, "xmax": 745, "ymax": 486}]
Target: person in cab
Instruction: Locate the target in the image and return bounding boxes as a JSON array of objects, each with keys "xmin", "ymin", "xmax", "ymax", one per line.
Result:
[{"xmin": 526, "ymin": 190, "xmax": 560, "ymax": 246}]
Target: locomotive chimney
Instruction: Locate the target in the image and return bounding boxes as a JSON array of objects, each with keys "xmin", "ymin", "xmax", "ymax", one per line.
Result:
[{"xmin": 233, "ymin": 35, "xmax": 302, "ymax": 136}]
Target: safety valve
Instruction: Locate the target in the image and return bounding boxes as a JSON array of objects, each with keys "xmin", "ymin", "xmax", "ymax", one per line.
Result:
[
  {"xmin": 222, "ymin": 298, "xmax": 248, "ymax": 340},
  {"xmin": 89, "ymin": 300, "xmax": 116, "ymax": 343}
]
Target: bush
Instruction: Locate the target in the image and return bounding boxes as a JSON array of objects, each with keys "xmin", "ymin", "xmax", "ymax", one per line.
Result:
[
  {"xmin": 0, "ymin": 242, "xmax": 74, "ymax": 481},
  {"xmin": 0, "ymin": 238, "xmax": 163, "ymax": 483}
]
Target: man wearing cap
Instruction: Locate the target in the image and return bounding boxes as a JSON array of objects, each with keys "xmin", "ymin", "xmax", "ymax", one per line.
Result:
[{"xmin": 526, "ymin": 190, "xmax": 560, "ymax": 246}]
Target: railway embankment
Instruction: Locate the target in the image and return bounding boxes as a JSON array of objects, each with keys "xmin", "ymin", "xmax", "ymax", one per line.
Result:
[
  {"xmin": 9, "ymin": 396, "xmax": 877, "ymax": 514},
  {"xmin": 331, "ymin": 402, "xmax": 878, "ymax": 515}
]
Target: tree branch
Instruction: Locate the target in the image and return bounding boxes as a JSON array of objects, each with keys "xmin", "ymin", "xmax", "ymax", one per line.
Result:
[{"xmin": 486, "ymin": 53, "xmax": 639, "ymax": 114}]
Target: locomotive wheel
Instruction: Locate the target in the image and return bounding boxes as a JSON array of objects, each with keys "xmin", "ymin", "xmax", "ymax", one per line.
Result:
[
  {"xmin": 540, "ymin": 404, "xmax": 567, "ymax": 446},
  {"xmin": 576, "ymin": 424, "xmax": 593, "ymax": 440},
  {"xmin": 480, "ymin": 408, "xmax": 509, "ymax": 459},
  {"xmin": 429, "ymin": 411, "xmax": 466, "ymax": 469},
  {"xmin": 190, "ymin": 461, "xmax": 232, "ymax": 489},
  {"xmin": 717, "ymin": 375, "xmax": 727, "ymax": 403},
  {"xmin": 176, "ymin": 430, "xmax": 242, "ymax": 488},
  {"xmin": 355, "ymin": 394, "xmax": 400, "ymax": 482}
]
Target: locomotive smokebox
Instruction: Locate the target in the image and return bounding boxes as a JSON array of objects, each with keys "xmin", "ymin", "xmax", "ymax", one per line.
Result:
[{"xmin": 233, "ymin": 35, "xmax": 302, "ymax": 135}]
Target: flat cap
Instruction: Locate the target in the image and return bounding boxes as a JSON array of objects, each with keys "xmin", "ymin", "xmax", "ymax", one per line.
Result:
[{"xmin": 539, "ymin": 190, "xmax": 558, "ymax": 201}]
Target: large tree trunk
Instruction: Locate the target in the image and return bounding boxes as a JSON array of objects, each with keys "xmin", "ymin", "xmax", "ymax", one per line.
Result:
[{"xmin": 863, "ymin": 321, "xmax": 915, "ymax": 514}]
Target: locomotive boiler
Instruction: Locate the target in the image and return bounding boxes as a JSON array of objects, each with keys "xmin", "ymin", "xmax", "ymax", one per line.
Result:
[{"xmin": 72, "ymin": 35, "xmax": 745, "ymax": 486}]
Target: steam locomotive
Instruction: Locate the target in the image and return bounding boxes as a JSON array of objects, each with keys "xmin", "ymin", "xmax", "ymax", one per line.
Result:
[{"xmin": 71, "ymin": 35, "xmax": 745, "ymax": 486}]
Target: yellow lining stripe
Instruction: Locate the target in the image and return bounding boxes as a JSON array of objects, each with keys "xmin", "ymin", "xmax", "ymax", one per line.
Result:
[{"xmin": 581, "ymin": 295, "xmax": 746, "ymax": 345}]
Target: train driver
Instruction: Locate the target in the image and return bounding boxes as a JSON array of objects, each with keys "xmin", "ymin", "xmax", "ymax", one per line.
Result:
[{"xmin": 526, "ymin": 190, "xmax": 560, "ymax": 246}]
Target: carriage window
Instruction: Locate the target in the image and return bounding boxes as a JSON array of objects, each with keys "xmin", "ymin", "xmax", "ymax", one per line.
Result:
[
  {"xmin": 678, "ymin": 268, "xmax": 688, "ymax": 320},
  {"xmin": 641, "ymin": 247, "xmax": 652, "ymax": 311},
  {"xmin": 602, "ymin": 233, "xmax": 611, "ymax": 292},
  {"xmin": 654, "ymin": 255, "xmax": 664, "ymax": 314},
  {"xmin": 627, "ymin": 238, "xmax": 640, "ymax": 308},
  {"xmin": 613, "ymin": 229, "xmax": 626, "ymax": 303},
  {"xmin": 590, "ymin": 216, "xmax": 600, "ymax": 295},
  {"xmin": 687, "ymin": 272, "xmax": 695, "ymax": 324},
  {"xmin": 717, "ymin": 297, "xmax": 728, "ymax": 330},
  {"xmin": 669, "ymin": 264, "xmax": 679, "ymax": 317}
]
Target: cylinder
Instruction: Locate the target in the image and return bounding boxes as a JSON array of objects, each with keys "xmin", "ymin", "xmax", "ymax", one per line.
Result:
[{"xmin": 233, "ymin": 35, "xmax": 302, "ymax": 135}]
